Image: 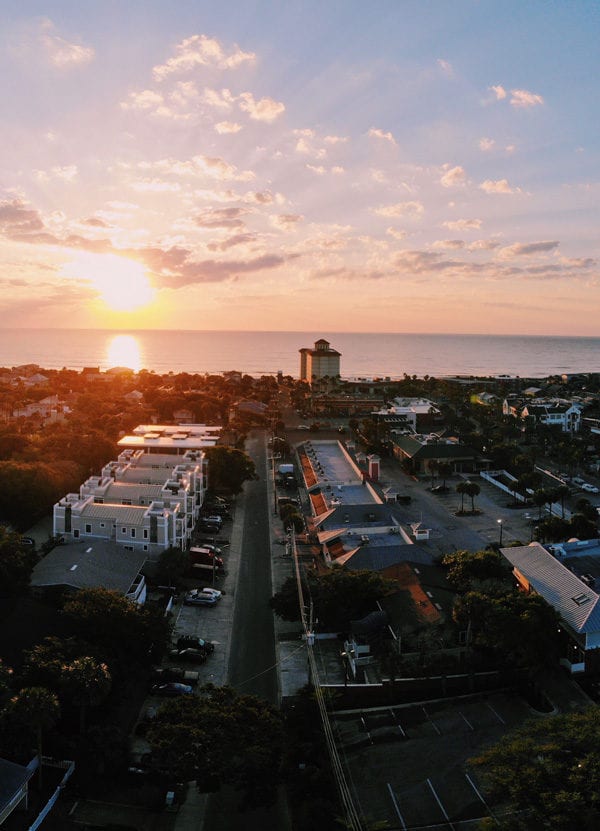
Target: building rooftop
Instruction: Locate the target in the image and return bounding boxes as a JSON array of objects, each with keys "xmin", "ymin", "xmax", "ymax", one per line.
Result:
[
  {"xmin": 501, "ymin": 541, "xmax": 600, "ymax": 636},
  {"xmin": 31, "ymin": 540, "xmax": 147, "ymax": 595}
]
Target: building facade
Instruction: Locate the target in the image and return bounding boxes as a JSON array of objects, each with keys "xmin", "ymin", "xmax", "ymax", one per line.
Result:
[{"xmin": 299, "ymin": 338, "xmax": 341, "ymax": 387}]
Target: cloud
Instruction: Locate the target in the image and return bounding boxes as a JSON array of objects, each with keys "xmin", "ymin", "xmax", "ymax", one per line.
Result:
[
  {"xmin": 295, "ymin": 137, "xmax": 326, "ymax": 158},
  {"xmin": 194, "ymin": 207, "xmax": 249, "ymax": 229},
  {"xmin": 479, "ymin": 137, "xmax": 495, "ymax": 151},
  {"xmin": 306, "ymin": 164, "xmax": 326, "ymax": 175},
  {"xmin": 331, "ymin": 166, "xmax": 345, "ymax": 175},
  {"xmin": 489, "ymin": 85, "xmax": 507, "ymax": 100},
  {"xmin": 386, "ymin": 228, "xmax": 407, "ymax": 241},
  {"xmin": 467, "ymin": 239, "xmax": 500, "ymax": 251},
  {"xmin": 82, "ymin": 217, "xmax": 111, "ymax": 228},
  {"xmin": 442, "ymin": 218, "xmax": 482, "ymax": 231},
  {"xmin": 252, "ymin": 191, "xmax": 275, "ymax": 205},
  {"xmin": 152, "ymin": 34, "xmax": 255, "ymax": 80},
  {"xmin": 271, "ymin": 214, "xmax": 303, "ymax": 231},
  {"xmin": 149, "ymin": 251, "xmax": 295, "ymax": 288},
  {"xmin": 238, "ymin": 92, "xmax": 285, "ymax": 122},
  {"xmin": 480, "ymin": 178, "xmax": 518, "ymax": 194},
  {"xmin": 499, "ymin": 240, "xmax": 559, "ymax": 258},
  {"xmin": 0, "ymin": 199, "xmax": 45, "ymax": 236},
  {"xmin": 215, "ymin": 121, "xmax": 242, "ymax": 134},
  {"xmin": 34, "ymin": 165, "xmax": 78, "ymax": 183},
  {"xmin": 510, "ymin": 88, "xmax": 544, "ymax": 108},
  {"xmin": 368, "ymin": 127, "xmax": 397, "ymax": 145},
  {"xmin": 375, "ymin": 201, "xmax": 424, "ymax": 219},
  {"xmin": 207, "ymin": 233, "xmax": 257, "ymax": 252},
  {"xmin": 202, "ymin": 87, "xmax": 235, "ymax": 110},
  {"xmin": 437, "ymin": 58, "xmax": 454, "ymax": 76},
  {"xmin": 135, "ymin": 154, "xmax": 255, "ymax": 182},
  {"xmin": 440, "ymin": 165, "xmax": 467, "ymax": 188},
  {"xmin": 39, "ymin": 19, "xmax": 94, "ymax": 68},
  {"xmin": 433, "ymin": 239, "xmax": 465, "ymax": 250},
  {"xmin": 121, "ymin": 89, "xmax": 165, "ymax": 111},
  {"xmin": 324, "ymin": 135, "xmax": 348, "ymax": 145},
  {"xmin": 131, "ymin": 179, "xmax": 182, "ymax": 192}
]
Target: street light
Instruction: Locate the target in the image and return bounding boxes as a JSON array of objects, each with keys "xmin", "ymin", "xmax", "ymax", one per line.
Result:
[{"xmin": 497, "ymin": 518, "xmax": 503, "ymax": 547}]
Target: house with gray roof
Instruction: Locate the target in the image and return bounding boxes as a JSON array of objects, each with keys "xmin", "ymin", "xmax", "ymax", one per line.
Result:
[
  {"xmin": 500, "ymin": 540, "xmax": 600, "ymax": 674},
  {"xmin": 390, "ymin": 433, "xmax": 479, "ymax": 475}
]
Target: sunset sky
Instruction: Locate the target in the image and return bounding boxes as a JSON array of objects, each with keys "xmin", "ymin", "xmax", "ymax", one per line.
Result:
[{"xmin": 0, "ymin": 1, "xmax": 598, "ymax": 335}]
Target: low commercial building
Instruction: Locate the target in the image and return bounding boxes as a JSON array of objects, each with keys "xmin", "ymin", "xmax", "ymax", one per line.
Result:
[
  {"xmin": 501, "ymin": 539, "xmax": 600, "ymax": 674},
  {"xmin": 390, "ymin": 433, "xmax": 479, "ymax": 474}
]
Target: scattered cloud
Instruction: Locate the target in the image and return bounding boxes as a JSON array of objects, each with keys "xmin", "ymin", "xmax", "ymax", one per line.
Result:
[
  {"xmin": 152, "ymin": 34, "xmax": 255, "ymax": 80},
  {"xmin": 324, "ymin": 135, "xmax": 348, "ymax": 145},
  {"xmin": 489, "ymin": 84, "xmax": 507, "ymax": 100},
  {"xmin": 271, "ymin": 214, "xmax": 303, "ymax": 231},
  {"xmin": 480, "ymin": 178, "xmax": 519, "ymax": 194},
  {"xmin": 194, "ymin": 207, "xmax": 249, "ymax": 229},
  {"xmin": 121, "ymin": 89, "xmax": 165, "ymax": 111},
  {"xmin": 437, "ymin": 58, "xmax": 454, "ymax": 76},
  {"xmin": 306, "ymin": 164, "xmax": 326, "ymax": 175},
  {"xmin": 440, "ymin": 165, "xmax": 467, "ymax": 188},
  {"xmin": 215, "ymin": 121, "xmax": 242, "ymax": 134},
  {"xmin": 433, "ymin": 239, "xmax": 465, "ymax": 250},
  {"xmin": 479, "ymin": 137, "xmax": 495, "ymax": 151},
  {"xmin": 442, "ymin": 218, "xmax": 482, "ymax": 231},
  {"xmin": 207, "ymin": 233, "xmax": 257, "ymax": 251},
  {"xmin": 202, "ymin": 87, "xmax": 235, "ymax": 110},
  {"xmin": 34, "ymin": 165, "xmax": 78, "ymax": 183},
  {"xmin": 499, "ymin": 240, "xmax": 559, "ymax": 258},
  {"xmin": 39, "ymin": 19, "xmax": 95, "ymax": 68},
  {"xmin": 238, "ymin": 92, "xmax": 285, "ymax": 122},
  {"xmin": 386, "ymin": 228, "xmax": 407, "ymax": 241},
  {"xmin": 368, "ymin": 127, "xmax": 397, "ymax": 145},
  {"xmin": 510, "ymin": 88, "xmax": 544, "ymax": 108},
  {"xmin": 375, "ymin": 201, "xmax": 424, "ymax": 218}
]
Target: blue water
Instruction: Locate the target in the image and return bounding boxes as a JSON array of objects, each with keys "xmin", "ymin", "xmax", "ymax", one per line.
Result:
[{"xmin": 0, "ymin": 328, "xmax": 598, "ymax": 378}]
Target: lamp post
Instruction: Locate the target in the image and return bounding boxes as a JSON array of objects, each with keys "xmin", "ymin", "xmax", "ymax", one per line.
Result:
[{"xmin": 497, "ymin": 518, "xmax": 503, "ymax": 547}]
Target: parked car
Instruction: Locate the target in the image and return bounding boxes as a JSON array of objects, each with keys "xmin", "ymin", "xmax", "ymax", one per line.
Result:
[
  {"xmin": 194, "ymin": 587, "xmax": 222, "ymax": 600},
  {"xmin": 431, "ymin": 485, "xmax": 449, "ymax": 494},
  {"xmin": 20, "ymin": 536, "xmax": 36, "ymax": 547},
  {"xmin": 582, "ymin": 483, "xmax": 599, "ymax": 494},
  {"xmin": 176, "ymin": 635, "xmax": 214, "ymax": 653},
  {"xmin": 198, "ymin": 521, "xmax": 221, "ymax": 533},
  {"xmin": 298, "ymin": 425, "xmax": 310, "ymax": 430},
  {"xmin": 184, "ymin": 590, "xmax": 218, "ymax": 606},
  {"xmin": 168, "ymin": 648, "xmax": 209, "ymax": 663},
  {"xmin": 151, "ymin": 666, "xmax": 200, "ymax": 685},
  {"xmin": 151, "ymin": 682, "xmax": 194, "ymax": 697}
]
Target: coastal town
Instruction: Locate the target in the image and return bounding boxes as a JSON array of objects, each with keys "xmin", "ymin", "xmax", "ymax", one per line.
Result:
[{"xmin": 2, "ymin": 338, "xmax": 600, "ymax": 830}]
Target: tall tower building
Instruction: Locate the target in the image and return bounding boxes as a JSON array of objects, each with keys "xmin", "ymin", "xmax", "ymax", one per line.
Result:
[{"xmin": 299, "ymin": 338, "xmax": 341, "ymax": 387}]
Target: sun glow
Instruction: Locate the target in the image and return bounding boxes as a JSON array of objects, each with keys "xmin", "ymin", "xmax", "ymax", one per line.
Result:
[
  {"xmin": 106, "ymin": 334, "xmax": 142, "ymax": 372},
  {"xmin": 66, "ymin": 252, "xmax": 155, "ymax": 311}
]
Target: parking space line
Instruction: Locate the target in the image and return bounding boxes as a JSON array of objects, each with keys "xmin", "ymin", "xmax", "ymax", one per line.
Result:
[
  {"xmin": 389, "ymin": 708, "xmax": 406, "ymax": 738},
  {"xmin": 386, "ymin": 783, "xmax": 407, "ymax": 830},
  {"xmin": 460, "ymin": 711, "xmax": 475, "ymax": 731},
  {"xmin": 465, "ymin": 772, "xmax": 497, "ymax": 823},
  {"xmin": 486, "ymin": 702, "xmax": 506, "ymax": 724},
  {"xmin": 422, "ymin": 705, "xmax": 441, "ymax": 735},
  {"xmin": 427, "ymin": 778, "xmax": 456, "ymax": 830},
  {"xmin": 359, "ymin": 713, "xmax": 373, "ymax": 743}
]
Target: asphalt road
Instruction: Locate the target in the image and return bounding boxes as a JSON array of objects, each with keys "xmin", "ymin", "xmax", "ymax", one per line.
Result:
[{"xmin": 203, "ymin": 431, "xmax": 289, "ymax": 831}]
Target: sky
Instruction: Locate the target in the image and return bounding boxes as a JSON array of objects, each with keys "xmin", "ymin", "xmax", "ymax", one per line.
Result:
[{"xmin": 0, "ymin": 1, "xmax": 599, "ymax": 336}]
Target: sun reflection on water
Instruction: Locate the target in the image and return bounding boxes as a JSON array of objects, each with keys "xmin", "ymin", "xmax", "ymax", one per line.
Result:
[{"xmin": 106, "ymin": 334, "xmax": 142, "ymax": 372}]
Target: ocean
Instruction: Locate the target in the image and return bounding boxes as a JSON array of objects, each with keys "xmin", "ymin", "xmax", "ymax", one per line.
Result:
[{"xmin": 0, "ymin": 328, "xmax": 598, "ymax": 379}]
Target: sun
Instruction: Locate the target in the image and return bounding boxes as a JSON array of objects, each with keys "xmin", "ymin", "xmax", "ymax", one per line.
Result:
[{"xmin": 66, "ymin": 252, "xmax": 155, "ymax": 311}]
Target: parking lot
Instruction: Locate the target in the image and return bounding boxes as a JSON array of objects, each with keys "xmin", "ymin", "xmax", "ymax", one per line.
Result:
[{"xmin": 332, "ymin": 691, "xmax": 535, "ymax": 829}]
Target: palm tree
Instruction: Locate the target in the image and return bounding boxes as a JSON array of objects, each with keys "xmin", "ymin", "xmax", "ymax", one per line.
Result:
[
  {"xmin": 9, "ymin": 687, "xmax": 60, "ymax": 789},
  {"xmin": 533, "ymin": 488, "xmax": 549, "ymax": 521},
  {"xmin": 61, "ymin": 657, "xmax": 112, "ymax": 735},
  {"xmin": 554, "ymin": 484, "xmax": 571, "ymax": 519},
  {"xmin": 456, "ymin": 481, "xmax": 468, "ymax": 512},
  {"xmin": 427, "ymin": 460, "xmax": 439, "ymax": 488},
  {"xmin": 464, "ymin": 481, "xmax": 480, "ymax": 513}
]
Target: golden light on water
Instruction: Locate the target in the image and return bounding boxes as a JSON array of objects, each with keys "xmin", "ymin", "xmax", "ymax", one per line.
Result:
[{"xmin": 106, "ymin": 334, "xmax": 142, "ymax": 372}]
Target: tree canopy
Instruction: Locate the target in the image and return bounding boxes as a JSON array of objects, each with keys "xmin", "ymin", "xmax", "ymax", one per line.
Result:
[
  {"xmin": 271, "ymin": 567, "xmax": 394, "ymax": 629},
  {"xmin": 0, "ymin": 525, "xmax": 38, "ymax": 595},
  {"xmin": 472, "ymin": 707, "xmax": 600, "ymax": 830},
  {"xmin": 146, "ymin": 684, "xmax": 283, "ymax": 807},
  {"xmin": 205, "ymin": 446, "xmax": 257, "ymax": 494}
]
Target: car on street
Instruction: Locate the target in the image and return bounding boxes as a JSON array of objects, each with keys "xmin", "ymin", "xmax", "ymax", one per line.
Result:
[
  {"xmin": 168, "ymin": 648, "xmax": 209, "ymax": 663},
  {"xmin": 151, "ymin": 666, "xmax": 200, "ymax": 685},
  {"xmin": 151, "ymin": 682, "xmax": 194, "ymax": 697},
  {"xmin": 176, "ymin": 635, "xmax": 214, "ymax": 653},
  {"xmin": 582, "ymin": 483, "xmax": 599, "ymax": 494},
  {"xmin": 184, "ymin": 590, "xmax": 218, "ymax": 606},
  {"xmin": 194, "ymin": 587, "xmax": 222, "ymax": 600},
  {"xmin": 298, "ymin": 424, "xmax": 310, "ymax": 430}
]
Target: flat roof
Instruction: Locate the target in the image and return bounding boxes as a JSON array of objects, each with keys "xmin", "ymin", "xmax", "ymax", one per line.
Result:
[
  {"xmin": 31, "ymin": 540, "xmax": 147, "ymax": 594},
  {"xmin": 118, "ymin": 435, "xmax": 217, "ymax": 449}
]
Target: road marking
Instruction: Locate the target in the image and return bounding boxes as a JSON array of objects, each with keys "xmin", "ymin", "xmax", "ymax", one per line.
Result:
[
  {"xmin": 427, "ymin": 778, "xmax": 456, "ymax": 830},
  {"xmin": 486, "ymin": 702, "xmax": 506, "ymax": 724},
  {"xmin": 389, "ymin": 708, "xmax": 406, "ymax": 737},
  {"xmin": 386, "ymin": 783, "xmax": 407, "ymax": 830},
  {"xmin": 460, "ymin": 711, "xmax": 475, "ymax": 731},
  {"xmin": 422, "ymin": 705, "xmax": 441, "ymax": 735}
]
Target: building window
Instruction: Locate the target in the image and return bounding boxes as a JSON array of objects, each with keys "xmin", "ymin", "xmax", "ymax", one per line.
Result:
[
  {"xmin": 121, "ymin": 527, "xmax": 126, "ymax": 534},
  {"xmin": 121, "ymin": 499, "xmax": 132, "ymax": 506},
  {"xmin": 143, "ymin": 545, "xmax": 148, "ymax": 551},
  {"xmin": 100, "ymin": 523, "xmax": 105, "ymax": 528},
  {"xmin": 131, "ymin": 529, "xmax": 136, "ymax": 538},
  {"xmin": 73, "ymin": 529, "xmax": 79, "ymax": 538},
  {"xmin": 143, "ymin": 529, "xmax": 148, "ymax": 539},
  {"xmin": 85, "ymin": 524, "xmax": 91, "ymax": 533}
]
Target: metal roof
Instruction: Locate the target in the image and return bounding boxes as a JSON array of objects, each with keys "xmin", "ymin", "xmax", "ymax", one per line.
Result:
[
  {"xmin": 501, "ymin": 542, "xmax": 600, "ymax": 636},
  {"xmin": 31, "ymin": 541, "xmax": 147, "ymax": 594}
]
